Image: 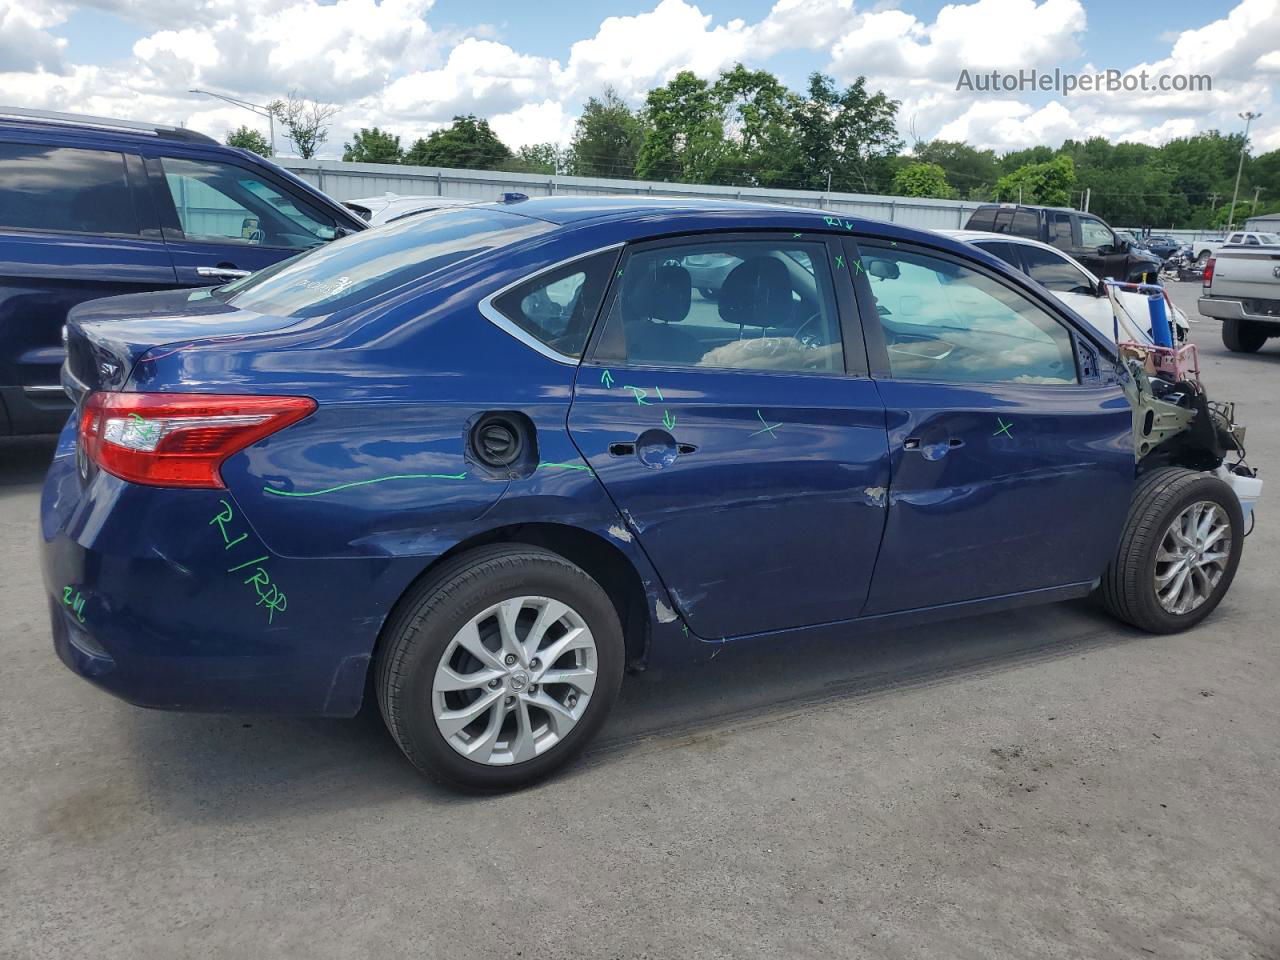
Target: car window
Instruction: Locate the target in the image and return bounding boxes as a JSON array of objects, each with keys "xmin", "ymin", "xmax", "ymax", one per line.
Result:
[
  {"xmin": 1260, "ymin": 233, "xmax": 1279, "ymax": 244},
  {"xmin": 992, "ymin": 209, "xmax": 1013, "ymax": 233},
  {"xmin": 491, "ymin": 250, "xmax": 616, "ymax": 358},
  {"xmin": 972, "ymin": 240, "xmax": 1021, "ymax": 269},
  {"xmin": 160, "ymin": 157, "xmax": 336, "ymax": 249},
  {"xmin": 967, "ymin": 208, "xmax": 996, "ymax": 230},
  {"xmin": 1228, "ymin": 233, "xmax": 1243, "ymax": 243},
  {"xmin": 1245, "ymin": 235, "xmax": 1260, "ymax": 245},
  {"xmin": 0, "ymin": 142, "xmax": 138, "ymax": 236},
  {"xmin": 1016, "ymin": 245, "xmax": 1096, "ymax": 294},
  {"xmin": 859, "ymin": 246, "xmax": 1078, "ymax": 385},
  {"xmin": 1079, "ymin": 218, "xmax": 1114, "ymax": 250},
  {"xmin": 218, "ymin": 206, "xmax": 552, "ymax": 319},
  {"xmin": 1011, "ymin": 209, "xmax": 1039, "ymax": 237},
  {"xmin": 593, "ymin": 239, "xmax": 843, "ymax": 373},
  {"xmin": 1049, "ymin": 212, "xmax": 1073, "ymax": 245}
]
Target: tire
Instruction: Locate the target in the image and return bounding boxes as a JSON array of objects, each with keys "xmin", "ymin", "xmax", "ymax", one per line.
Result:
[
  {"xmin": 1101, "ymin": 468, "xmax": 1243, "ymax": 633},
  {"xmin": 376, "ymin": 544, "xmax": 625, "ymax": 790},
  {"xmin": 1222, "ymin": 317, "xmax": 1268, "ymax": 353}
]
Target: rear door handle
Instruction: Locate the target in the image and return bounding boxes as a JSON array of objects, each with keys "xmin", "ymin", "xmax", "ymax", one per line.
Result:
[
  {"xmin": 609, "ymin": 440, "xmax": 698, "ymax": 458},
  {"xmin": 904, "ymin": 437, "xmax": 964, "ymax": 459},
  {"xmin": 196, "ymin": 266, "xmax": 252, "ymax": 281}
]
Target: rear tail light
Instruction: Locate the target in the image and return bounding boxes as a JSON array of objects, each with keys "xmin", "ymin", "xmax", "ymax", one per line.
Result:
[
  {"xmin": 1203, "ymin": 257, "xmax": 1215, "ymax": 287},
  {"xmin": 79, "ymin": 392, "xmax": 316, "ymax": 488}
]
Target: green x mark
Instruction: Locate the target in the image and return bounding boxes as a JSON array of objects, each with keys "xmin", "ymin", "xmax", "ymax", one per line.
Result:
[
  {"xmin": 750, "ymin": 409, "xmax": 781, "ymax": 439},
  {"xmin": 834, "ymin": 254, "xmax": 845, "ymax": 269},
  {"xmin": 792, "ymin": 232, "xmax": 802, "ymax": 238},
  {"xmin": 993, "ymin": 417, "xmax": 1013, "ymax": 438}
]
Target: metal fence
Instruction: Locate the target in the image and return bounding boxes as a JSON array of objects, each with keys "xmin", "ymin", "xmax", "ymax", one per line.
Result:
[
  {"xmin": 276, "ymin": 158, "xmax": 988, "ymax": 230},
  {"xmin": 274, "ymin": 157, "xmax": 1242, "ymax": 242}
]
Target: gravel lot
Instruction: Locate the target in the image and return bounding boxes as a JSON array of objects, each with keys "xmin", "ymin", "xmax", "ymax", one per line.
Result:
[{"xmin": 2, "ymin": 280, "xmax": 1277, "ymax": 960}]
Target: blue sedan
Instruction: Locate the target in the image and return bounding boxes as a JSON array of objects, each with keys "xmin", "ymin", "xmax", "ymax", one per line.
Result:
[{"xmin": 42, "ymin": 197, "xmax": 1247, "ymax": 789}]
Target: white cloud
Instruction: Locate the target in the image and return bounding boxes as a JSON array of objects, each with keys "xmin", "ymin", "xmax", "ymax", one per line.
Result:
[{"xmin": 0, "ymin": 0, "xmax": 70, "ymax": 74}]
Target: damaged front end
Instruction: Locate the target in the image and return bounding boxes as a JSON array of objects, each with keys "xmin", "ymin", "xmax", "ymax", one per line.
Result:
[{"xmin": 1118, "ymin": 340, "xmax": 1260, "ymax": 522}]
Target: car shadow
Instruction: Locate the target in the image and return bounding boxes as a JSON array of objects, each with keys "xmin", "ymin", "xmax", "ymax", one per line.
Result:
[
  {"xmin": 124, "ymin": 596, "xmax": 1151, "ymax": 820},
  {"xmin": 0, "ymin": 436, "xmax": 58, "ymax": 493}
]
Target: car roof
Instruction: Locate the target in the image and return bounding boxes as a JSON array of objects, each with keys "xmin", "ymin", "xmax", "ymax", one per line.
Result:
[
  {"xmin": 0, "ymin": 105, "xmax": 217, "ymax": 145},
  {"xmin": 942, "ymin": 228, "xmax": 1062, "ymax": 250},
  {"xmin": 465, "ymin": 194, "xmax": 805, "ymax": 225}
]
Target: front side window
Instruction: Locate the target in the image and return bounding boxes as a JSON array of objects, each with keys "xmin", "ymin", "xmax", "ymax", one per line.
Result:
[
  {"xmin": 160, "ymin": 157, "xmax": 335, "ymax": 249},
  {"xmin": 1049, "ymin": 212, "xmax": 1073, "ymax": 245},
  {"xmin": 859, "ymin": 246, "xmax": 1078, "ymax": 385},
  {"xmin": 1079, "ymin": 218, "xmax": 1114, "ymax": 250},
  {"xmin": 491, "ymin": 250, "xmax": 617, "ymax": 358},
  {"xmin": 1228, "ymin": 233, "xmax": 1244, "ymax": 243},
  {"xmin": 1016, "ymin": 245, "xmax": 1096, "ymax": 294},
  {"xmin": 594, "ymin": 239, "xmax": 843, "ymax": 373},
  {"xmin": 218, "ymin": 206, "xmax": 551, "ymax": 319},
  {"xmin": 0, "ymin": 142, "xmax": 138, "ymax": 236}
]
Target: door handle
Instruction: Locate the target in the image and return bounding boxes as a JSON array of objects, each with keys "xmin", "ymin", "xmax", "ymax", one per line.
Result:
[
  {"xmin": 609, "ymin": 440, "xmax": 698, "ymax": 459},
  {"xmin": 196, "ymin": 266, "xmax": 252, "ymax": 281},
  {"xmin": 904, "ymin": 437, "xmax": 964, "ymax": 460}
]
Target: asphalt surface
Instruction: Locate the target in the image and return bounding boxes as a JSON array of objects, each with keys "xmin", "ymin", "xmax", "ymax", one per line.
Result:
[{"xmin": 1, "ymin": 279, "xmax": 1277, "ymax": 959}]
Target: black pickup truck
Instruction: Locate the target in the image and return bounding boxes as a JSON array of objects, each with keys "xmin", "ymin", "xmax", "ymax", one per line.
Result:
[{"xmin": 965, "ymin": 204, "xmax": 1163, "ymax": 284}]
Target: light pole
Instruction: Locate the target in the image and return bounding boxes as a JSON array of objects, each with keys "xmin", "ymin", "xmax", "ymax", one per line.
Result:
[
  {"xmin": 1227, "ymin": 110, "xmax": 1260, "ymax": 231},
  {"xmin": 189, "ymin": 89, "xmax": 276, "ymax": 155}
]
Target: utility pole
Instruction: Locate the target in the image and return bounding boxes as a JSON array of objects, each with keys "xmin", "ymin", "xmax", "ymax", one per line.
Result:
[
  {"xmin": 189, "ymin": 89, "xmax": 277, "ymax": 155},
  {"xmin": 1083, "ymin": 187, "xmax": 1090, "ymax": 212},
  {"xmin": 1252, "ymin": 185, "xmax": 1263, "ymax": 215},
  {"xmin": 1228, "ymin": 110, "xmax": 1260, "ymax": 231},
  {"xmin": 1209, "ymin": 192, "xmax": 1219, "ymax": 212}
]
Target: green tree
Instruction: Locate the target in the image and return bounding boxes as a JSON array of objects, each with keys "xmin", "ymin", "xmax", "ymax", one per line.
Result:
[
  {"xmin": 342, "ymin": 127, "xmax": 403, "ymax": 164},
  {"xmin": 506, "ymin": 142, "xmax": 561, "ymax": 174},
  {"xmin": 995, "ymin": 155, "xmax": 1076, "ymax": 206},
  {"xmin": 402, "ymin": 116, "xmax": 512, "ymax": 169},
  {"xmin": 267, "ymin": 92, "xmax": 338, "ymax": 159},
  {"xmin": 564, "ymin": 87, "xmax": 644, "ymax": 178},
  {"xmin": 910, "ymin": 139, "xmax": 998, "ymax": 197},
  {"xmin": 710, "ymin": 64, "xmax": 799, "ymax": 186},
  {"xmin": 635, "ymin": 71, "xmax": 728, "ymax": 183},
  {"xmin": 225, "ymin": 125, "xmax": 272, "ymax": 156},
  {"xmin": 782, "ymin": 73, "xmax": 901, "ymax": 193},
  {"xmin": 892, "ymin": 162, "xmax": 956, "ymax": 198}
]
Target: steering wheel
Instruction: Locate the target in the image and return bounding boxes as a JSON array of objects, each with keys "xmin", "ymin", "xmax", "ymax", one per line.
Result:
[{"xmin": 792, "ymin": 311, "xmax": 824, "ymax": 349}]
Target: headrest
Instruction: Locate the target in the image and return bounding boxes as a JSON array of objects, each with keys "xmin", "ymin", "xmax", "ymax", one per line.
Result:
[
  {"xmin": 719, "ymin": 257, "xmax": 792, "ymax": 328},
  {"xmin": 622, "ymin": 260, "xmax": 691, "ymax": 324}
]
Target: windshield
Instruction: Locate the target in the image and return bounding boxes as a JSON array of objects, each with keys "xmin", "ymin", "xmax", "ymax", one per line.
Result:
[
  {"xmin": 218, "ymin": 206, "xmax": 551, "ymax": 318},
  {"xmin": 1258, "ymin": 233, "xmax": 1279, "ymax": 244}
]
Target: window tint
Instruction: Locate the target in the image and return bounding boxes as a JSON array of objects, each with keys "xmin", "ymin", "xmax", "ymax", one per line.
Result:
[
  {"xmin": 967, "ymin": 207, "xmax": 996, "ymax": 230},
  {"xmin": 1011, "ymin": 209, "xmax": 1039, "ymax": 237},
  {"xmin": 859, "ymin": 246, "xmax": 1078, "ymax": 385},
  {"xmin": 1228, "ymin": 233, "xmax": 1243, "ymax": 243},
  {"xmin": 1017, "ymin": 245, "xmax": 1096, "ymax": 294},
  {"xmin": 971, "ymin": 240, "xmax": 1022, "ymax": 270},
  {"xmin": 1079, "ymin": 218, "xmax": 1114, "ymax": 249},
  {"xmin": 1050, "ymin": 212, "xmax": 1073, "ymax": 245},
  {"xmin": 160, "ymin": 157, "xmax": 335, "ymax": 249},
  {"xmin": 0, "ymin": 142, "xmax": 137, "ymax": 236},
  {"xmin": 595, "ymin": 240, "xmax": 843, "ymax": 373},
  {"xmin": 219, "ymin": 207, "xmax": 552, "ymax": 319},
  {"xmin": 491, "ymin": 251, "xmax": 617, "ymax": 358},
  {"xmin": 992, "ymin": 209, "xmax": 1014, "ymax": 233}
]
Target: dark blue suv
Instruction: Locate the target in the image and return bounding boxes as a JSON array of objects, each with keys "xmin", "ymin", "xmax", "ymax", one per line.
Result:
[{"xmin": 0, "ymin": 107, "xmax": 365, "ymax": 436}]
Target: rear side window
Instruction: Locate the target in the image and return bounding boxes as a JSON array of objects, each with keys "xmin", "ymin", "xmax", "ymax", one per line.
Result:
[
  {"xmin": 972, "ymin": 240, "xmax": 1022, "ymax": 270},
  {"xmin": 1011, "ymin": 209, "xmax": 1039, "ymax": 237},
  {"xmin": 1049, "ymin": 212, "xmax": 1073, "ymax": 245},
  {"xmin": 992, "ymin": 209, "xmax": 1014, "ymax": 233},
  {"xmin": 966, "ymin": 207, "xmax": 996, "ymax": 230},
  {"xmin": 0, "ymin": 142, "xmax": 138, "ymax": 236},
  {"xmin": 1017, "ymin": 245, "xmax": 1096, "ymax": 294},
  {"xmin": 491, "ymin": 251, "xmax": 618, "ymax": 359},
  {"xmin": 219, "ymin": 206, "xmax": 552, "ymax": 318}
]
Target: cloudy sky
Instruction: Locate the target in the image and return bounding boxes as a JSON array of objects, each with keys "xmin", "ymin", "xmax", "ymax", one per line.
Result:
[{"xmin": 2, "ymin": 0, "xmax": 1278, "ymax": 159}]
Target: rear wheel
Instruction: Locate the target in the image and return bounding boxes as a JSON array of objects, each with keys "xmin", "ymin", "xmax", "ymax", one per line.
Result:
[
  {"xmin": 1222, "ymin": 317, "xmax": 1268, "ymax": 353},
  {"xmin": 376, "ymin": 544, "xmax": 625, "ymax": 790},
  {"xmin": 1101, "ymin": 468, "xmax": 1243, "ymax": 633}
]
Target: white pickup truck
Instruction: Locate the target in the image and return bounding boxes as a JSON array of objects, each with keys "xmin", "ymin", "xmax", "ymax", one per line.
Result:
[
  {"xmin": 1193, "ymin": 231, "xmax": 1280, "ymax": 263},
  {"xmin": 1198, "ymin": 244, "xmax": 1280, "ymax": 352}
]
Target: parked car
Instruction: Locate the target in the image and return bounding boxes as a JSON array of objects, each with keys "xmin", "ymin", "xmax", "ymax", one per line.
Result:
[
  {"xmin": 944, "ymin": 230, "xmax": 1190, "ymax": 343},
  {"xmin": 343, "ymin": 193, "xmax": 477, "ymax": 226},
  {"xmin": 0, "ymin": 106, "xmax": 367, "ymax": 437},
  {"xmin": 1189, "ymin": 232, "xmax": 1280, "ymax": 264},
  {"xmin": 1198, "ymin": 243, "xmax": 1280, "ymax": 352},
  {"xmin": 964, "ymin": 204, "xmax": 1164, "ymax": 284},
  {"xmin": 45, "ymin": 198, "xmax": 1252, "ymax": 789},
  {"xmin": 1143, "ymin": 236, "xmax": 1180, "ymax": 259}
]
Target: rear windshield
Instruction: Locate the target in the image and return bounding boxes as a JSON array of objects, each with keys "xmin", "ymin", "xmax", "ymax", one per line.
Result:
[{"xmin": 218, "ymin": 207, "xmax": 551, "ymax": 318}]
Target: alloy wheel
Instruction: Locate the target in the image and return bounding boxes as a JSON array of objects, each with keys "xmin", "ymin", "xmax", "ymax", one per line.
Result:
[{"xmin": 1154, "ymin": 500, "xmax": 1232, "ymax": 615}]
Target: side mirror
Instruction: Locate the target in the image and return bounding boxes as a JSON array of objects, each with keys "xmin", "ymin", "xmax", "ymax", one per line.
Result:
[
  {"xmin": 866, "ymin": 258, "xmax": 900, "ymax": 280},
  {"xmin": 1097, "ymin": 244, "xmax": 1116, "ymax": 256}
]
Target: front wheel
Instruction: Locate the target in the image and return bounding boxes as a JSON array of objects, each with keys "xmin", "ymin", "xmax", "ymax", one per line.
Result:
[
  {"xmin": 376, "ymin": 544, "xmax": 625, "ymax": 790},
  {"xmin": 1222, "ymin": 317, "xmax": 1268, "ymax": 353},
  {"xmin": 1101, "ymin": 468, "xmax": 1243, "ymax": 633}
]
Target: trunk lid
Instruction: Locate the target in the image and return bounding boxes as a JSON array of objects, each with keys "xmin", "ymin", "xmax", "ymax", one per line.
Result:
[{"xmin": 63, "ymin": 286, "xmax": 307, "ymax": 397}]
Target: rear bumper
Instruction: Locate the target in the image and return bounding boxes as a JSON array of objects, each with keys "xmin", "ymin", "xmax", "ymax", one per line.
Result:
[
  {"xmin": 39, "ymin": 431, "xmax": 404, "ymax": 716},
  {"xmin": 1198, "ymin": 297, "xmax": 1280, "ymax": 326}
]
